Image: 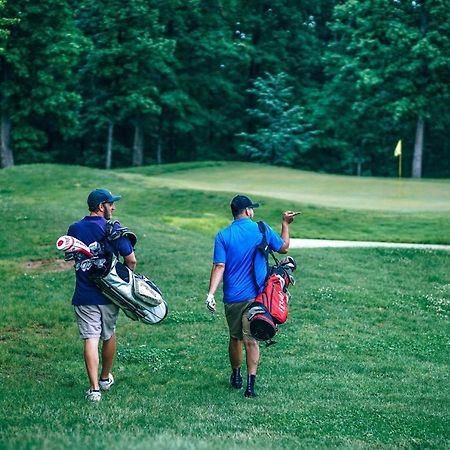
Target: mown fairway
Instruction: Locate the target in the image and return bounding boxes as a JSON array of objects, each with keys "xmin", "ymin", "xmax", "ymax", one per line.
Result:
[{"xmin": 0, "ymin": 163, "xmax": 449, "ymax": 449}]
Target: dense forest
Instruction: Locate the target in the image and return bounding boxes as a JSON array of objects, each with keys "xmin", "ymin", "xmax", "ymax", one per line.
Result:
[{"xmin": 0, "ymin": 0, "xmax": 449, "ymax": 177}]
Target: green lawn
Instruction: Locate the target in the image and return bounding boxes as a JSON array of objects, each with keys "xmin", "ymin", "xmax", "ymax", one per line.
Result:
[{"xmin": 0, "ymin": 163, "xmax": 449, "ymax": 449}]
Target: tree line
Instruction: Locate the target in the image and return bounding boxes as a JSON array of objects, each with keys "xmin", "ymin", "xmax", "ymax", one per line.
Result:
[{"xmin": 1, "ymin": 0, "xmax": 449, "ymax": 177}]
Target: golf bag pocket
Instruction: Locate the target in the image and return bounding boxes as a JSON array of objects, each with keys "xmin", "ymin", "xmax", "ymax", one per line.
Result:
[
  {"xmin": 248, "ymin": 257, "xmax": 296, "ymax": 342},
  {"xmin": 92, "ymin": 256, "xmax": 168, "ymax": 325},
  {"xmin": 133, "ymin": 274, "xmax": 163, "ymax": 306},
  {"xmin": 255, "ymin": 273, "xmax": 289, "ymax": 325},
  {"xmin": 247, "ymin": 302, "xmax": 277, "ymax": 341}
]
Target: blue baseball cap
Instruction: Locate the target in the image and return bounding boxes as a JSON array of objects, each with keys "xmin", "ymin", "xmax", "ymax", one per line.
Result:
[{"xmin": 87, "ymin": 188, "xmax": 121, "ymax": 211}]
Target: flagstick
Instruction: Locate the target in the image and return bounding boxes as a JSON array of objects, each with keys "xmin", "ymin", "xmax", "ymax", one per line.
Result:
[{"xmin": 398, "ymin": 152, "xmax": 402, "ymax": 178}]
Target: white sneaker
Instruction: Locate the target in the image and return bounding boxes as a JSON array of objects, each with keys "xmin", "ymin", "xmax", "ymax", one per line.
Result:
[
  {"xmin": 99, "ymin": 373, "xmax": 114, "ymax": 391},
  {"xmin": 85, "ymin": 389, "xmax": 102, "ymax": 401}
]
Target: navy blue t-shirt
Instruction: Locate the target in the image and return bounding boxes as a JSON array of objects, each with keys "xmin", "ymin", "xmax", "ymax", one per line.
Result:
[
  {"xmin": 213, "ymin": 218, "xmax": 284, "ymax": 304},
  {"xmin": 68, "ymin": 216, "xmax": 133, "ymax": 305}
]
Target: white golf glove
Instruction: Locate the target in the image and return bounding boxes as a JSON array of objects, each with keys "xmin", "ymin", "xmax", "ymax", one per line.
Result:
[{"xmin": 205, "ymin": 294, "xmax": 216, "ymax": 313}]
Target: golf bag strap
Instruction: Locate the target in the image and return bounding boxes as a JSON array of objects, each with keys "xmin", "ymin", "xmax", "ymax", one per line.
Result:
[
  {"xmin": 257, "ymin": 221, "xmax": 279, "ymax": 265},
  {"xmin": 252, "ymin": 221, "xmax": 278, "ymax": 291}
]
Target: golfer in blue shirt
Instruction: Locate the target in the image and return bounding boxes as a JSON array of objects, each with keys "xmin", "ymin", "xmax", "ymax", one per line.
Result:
[{"xmin": 206, "ymin": 195, "xmax": 298, "ymax": 397}]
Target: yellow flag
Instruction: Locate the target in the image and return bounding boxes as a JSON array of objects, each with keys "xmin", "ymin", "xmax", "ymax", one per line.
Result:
[{"xmin": 394, "ymin": 140, "xmax": 402, "ymax": 157}]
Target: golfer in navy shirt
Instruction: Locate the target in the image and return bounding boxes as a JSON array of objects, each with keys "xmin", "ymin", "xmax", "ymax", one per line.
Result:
[
  {"xmin": 68, "ymin": 188, "xmax": 136, "ymax": 401},
  {"xmin": 206, "ymin": 195, "xmax": 298, "ymax": 398}
]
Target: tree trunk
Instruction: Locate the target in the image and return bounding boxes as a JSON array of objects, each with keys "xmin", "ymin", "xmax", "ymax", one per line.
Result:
[
  {"xmin": 1, "ymin": 60, "xmax": 14, "ymax": 168},
  {"xmin": 411, "ymin": 116, "xmax": 424, "ymax": 178},
  {"xmin": 132, "ymin": 121, "xmax": 144, "ymax": 166},
  {"xmin": 411, "ymin": 7, "xmax": 427, "ymax": 179},
  {"xmin": 156, "ymin": 139, "xmax": 162, "ymax": 165},
  {"xmin": 156, "ymin": 113, "xmax": 163, "ymax": 165},
  {"xmin": 1, "ymin": 112, "xmax": 13, "ymax": 168},
  {"xmin": 105, "ymin": 122, "xmax": 114, "ymax": 170}
]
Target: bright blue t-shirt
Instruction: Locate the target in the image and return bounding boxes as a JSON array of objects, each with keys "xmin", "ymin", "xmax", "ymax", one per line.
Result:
[
  {"xmin": 68, "ymin": 216, "xmax": 134, "ymax": 305},
  {"xmin": 213, "ymin": 218, "xmax": 284, "ymax": 304}
]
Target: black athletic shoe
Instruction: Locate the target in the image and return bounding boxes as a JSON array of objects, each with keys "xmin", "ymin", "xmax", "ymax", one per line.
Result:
[
  {"xmin": 244, "ymin": 388, "xmax": 256, "ymax": 398},
  {"xmin": 230, "ymin": 373, "xmax": 243, "ymax": 389},
  {"xmin": 245, "ymin": 374, "xmax": 256, "ymax": 398}
]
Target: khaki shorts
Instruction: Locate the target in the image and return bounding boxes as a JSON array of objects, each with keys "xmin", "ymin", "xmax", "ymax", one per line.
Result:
[
  {"xmin": 224, "ymin": 299, "xmax": 256, "ymax": 342},
  {"xmin": 74, "ymin": 304, "xmax": 119, "ymax": 340}
]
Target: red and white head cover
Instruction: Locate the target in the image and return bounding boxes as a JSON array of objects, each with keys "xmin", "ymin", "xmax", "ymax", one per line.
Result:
[{"xmin": 56, "ymin": 235, "xmax": 93, "ymax": 257}]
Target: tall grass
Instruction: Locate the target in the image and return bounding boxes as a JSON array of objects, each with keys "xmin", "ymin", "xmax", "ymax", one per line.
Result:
[{"xmin": 0, "ymin": 164, "xmax": 449, "ymax": 449}]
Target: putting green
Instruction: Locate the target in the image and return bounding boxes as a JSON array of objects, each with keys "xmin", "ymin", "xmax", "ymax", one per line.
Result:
[{"xmin": 119, "ymin": 163, "xmax": 450, "ymax": 212}]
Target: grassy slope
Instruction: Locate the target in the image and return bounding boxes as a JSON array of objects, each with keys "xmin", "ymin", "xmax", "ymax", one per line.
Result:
[
  {"xmin": 0, "ymin": 163, "xmax": 449, "ymax": 449},
  {"xmin": 117, "ymin": 161, "xmax": 450, "ymax": 245}
]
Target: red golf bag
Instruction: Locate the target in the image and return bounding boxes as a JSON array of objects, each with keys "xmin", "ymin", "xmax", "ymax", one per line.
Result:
[
  {"xmin": 247, "ymin": 260, "xmax": 295, "ymax": 342},
  {"xmin": 247, "ymin": 222, "xmax": 297, "ymax": 343}
]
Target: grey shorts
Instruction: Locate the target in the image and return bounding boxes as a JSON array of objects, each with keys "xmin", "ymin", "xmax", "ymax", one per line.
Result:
[
  {"xmin": 74, "ymin": 304, "xmax": 119, "ymax": 340},
  {"xmin": 224, "ymin": 299, "xmax": 256, "ymax": 342}
]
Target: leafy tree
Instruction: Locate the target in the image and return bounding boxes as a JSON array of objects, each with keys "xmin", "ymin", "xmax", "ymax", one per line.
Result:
[
  {"xmin": 318, "ymin": 0, "xmax": 450, "ymax": 177},
  {"xmin": 75, "ymin": 0, "xmax": 175, "ymax": 168},
  {"xmin": 230, "ymin": 0, "xmax": 326, "ymax": 82},
  {"xmin": 238, "ymin": 72, "xmax": 313, "ymax": 165},
  {"xmin": 0, "ymin": 0, "xmax": 18, "ymax": 168},
  {"xmin": 153, "ymin": 0, "xmax": 252, "ymax": 163},
  {"xmin": 0, "ymin": 0, "xmax": 84, "ymax": 168},
  {"xmin": 0, "ymin": 0, "xmax": 447, "ymax": 177},
  {"xmin": 225, "ymin": 0, "xmax": 330, "ymax": 167},
  {"xmin": 0, "ymin": 0, "xmax": 15, "ymax": 54}
]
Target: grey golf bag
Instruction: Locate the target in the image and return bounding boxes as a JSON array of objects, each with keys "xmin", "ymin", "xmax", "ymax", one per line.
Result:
[{"xmin": 92, "ymin": 255, "xmax": 168, "ymax": 325}]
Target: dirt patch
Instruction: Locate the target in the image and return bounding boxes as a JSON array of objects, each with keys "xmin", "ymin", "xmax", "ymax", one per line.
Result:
[
  {"xmin": 23, "ymin": 258, "xmax": 73, "ymax": 273},
  {"xmin": 0, "ymin": 326, "xmax": 22, "ymax": 343}
]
